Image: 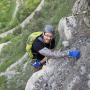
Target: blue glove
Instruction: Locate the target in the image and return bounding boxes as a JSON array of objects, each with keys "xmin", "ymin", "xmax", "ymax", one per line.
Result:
[
  {"xmin": 68, "ymin": 50, "xmax": 80, "ymax": 59},
  {"xmin": 32, "ymin": 60, "xmax": 42, "ymax": 68}
]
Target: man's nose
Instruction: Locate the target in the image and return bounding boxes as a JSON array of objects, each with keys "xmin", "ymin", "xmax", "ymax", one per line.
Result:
[{"xmin": 47, "ymin": 37, "xmax": 52, "ymax": 40}]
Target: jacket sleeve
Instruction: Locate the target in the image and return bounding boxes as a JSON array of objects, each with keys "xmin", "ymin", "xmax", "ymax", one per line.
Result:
[{"xmin": 39, "ymin": 47, "xmax": 69, "ymax": 58}]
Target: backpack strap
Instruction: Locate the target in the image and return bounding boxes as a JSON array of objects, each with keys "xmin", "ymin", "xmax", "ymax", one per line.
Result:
[{"xmin": 38, "ymin": 35, "xmax": 43, "ymax": 42}]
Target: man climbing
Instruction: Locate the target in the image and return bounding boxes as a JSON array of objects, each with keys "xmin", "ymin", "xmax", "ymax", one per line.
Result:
[{"xmin": 26, "ymin": 24, "xmax": 80, "ymax": 72}]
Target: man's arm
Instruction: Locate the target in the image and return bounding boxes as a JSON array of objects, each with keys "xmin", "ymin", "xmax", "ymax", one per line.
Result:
[
  {"xmin": 39, "ymin": 47, "xmax": 68, "ymax": 58},
  {"xmin": 40, "ymin": 57, "xmax": 46, "ymax": 64},
  {"xmin": 39, "ymin": 47, "xmax": 81, "ymax": 59},
  {"xmin": 32, "ymin": 48, "xmax": 80, "ymax": 68}
]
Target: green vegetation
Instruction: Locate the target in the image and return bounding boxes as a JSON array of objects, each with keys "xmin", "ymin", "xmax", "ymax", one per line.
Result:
[
  {"xmin": 0, "ymin": 26, "xmax": 22, "ymax": 44},
  {"xmin": 0, "ymin": 0, "xmax": 15, "ymax": 30},
  {"xmin": 0, "ymin": 34, "xmax": 15, "ymax": 44},
  {"xmin": 0, "ymin": 34, "xmax": 25, "ymax": 72},
  {"xmin": 16, "ymin": 0, "xmax": 40, "ymax": 22},
  {"xmin": 0, "ymin": 76, "xmax": 7, "ymax": 90},
  {"xmin": 0, "ymin": 0, "xmax": 40, "ymax": 33}
]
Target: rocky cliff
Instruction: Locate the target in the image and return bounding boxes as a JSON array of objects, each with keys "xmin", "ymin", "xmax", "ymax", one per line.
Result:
[{"xmin": 25, "ymin": 0, "xmax": 90, "ymax": 90}]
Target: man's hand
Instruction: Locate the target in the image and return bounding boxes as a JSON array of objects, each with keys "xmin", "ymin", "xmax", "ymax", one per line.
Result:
[
  {"xmin": 68, "ymin": 50, "xmax": 80, "ymax": 59},
  {"xmin": 32, "ymin": 61, "xmax": 42, "ymax": 68}
]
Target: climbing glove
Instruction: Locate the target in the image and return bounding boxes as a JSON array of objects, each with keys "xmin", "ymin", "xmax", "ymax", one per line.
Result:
[
  {"xmin": 68, "ymin": 50, "xmax": 80, "ymax": 59},
  {"xmin": 32, "ymin": 60, "xmax": 42, "ymax": 68}
]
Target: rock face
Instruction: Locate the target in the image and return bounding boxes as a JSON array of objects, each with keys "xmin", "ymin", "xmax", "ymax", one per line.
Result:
[{"xmin": 25, "ymin": 0, "xmax": 90, "ymax": 90}]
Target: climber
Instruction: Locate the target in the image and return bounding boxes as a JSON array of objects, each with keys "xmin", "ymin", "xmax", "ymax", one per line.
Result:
[{"xmin": 26, "ymin": 24, "xmax": 81, "ymax": 72}]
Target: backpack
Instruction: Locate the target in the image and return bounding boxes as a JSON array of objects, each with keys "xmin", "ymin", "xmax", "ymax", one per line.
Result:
[{"xmin": 26, "ymin": 31, "xmax": 43, "ymax": 59}]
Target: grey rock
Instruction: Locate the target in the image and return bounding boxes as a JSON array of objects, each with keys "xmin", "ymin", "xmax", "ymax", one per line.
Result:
[{"xmin": 25, "ymin": 0, "xmax": 90, "ymax": 90}]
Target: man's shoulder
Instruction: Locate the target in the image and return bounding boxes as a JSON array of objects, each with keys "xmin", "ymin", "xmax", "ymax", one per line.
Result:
[
  {"xmin": 32, "ymin": 36, "xmax": 44, "ymax": 51},
  {"xmin": 33, "ymin": 36, "xmax": 44, "ymax": 46}
]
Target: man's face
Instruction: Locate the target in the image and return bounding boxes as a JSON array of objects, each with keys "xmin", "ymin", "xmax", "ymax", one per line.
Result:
[{"xmin": 43, "ymin": 32, "xmax": 53, "ymax": 44}]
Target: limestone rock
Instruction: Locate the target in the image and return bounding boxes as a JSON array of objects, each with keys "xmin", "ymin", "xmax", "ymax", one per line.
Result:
[{"xmin": 25, "ymin": 0, "xmax": 90, "ymax": 90}]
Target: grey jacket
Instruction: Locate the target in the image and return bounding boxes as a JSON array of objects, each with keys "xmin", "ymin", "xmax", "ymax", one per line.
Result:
[{"xmin": 39, "ymin": 47, "xmax": 69, "ymax": 59}]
